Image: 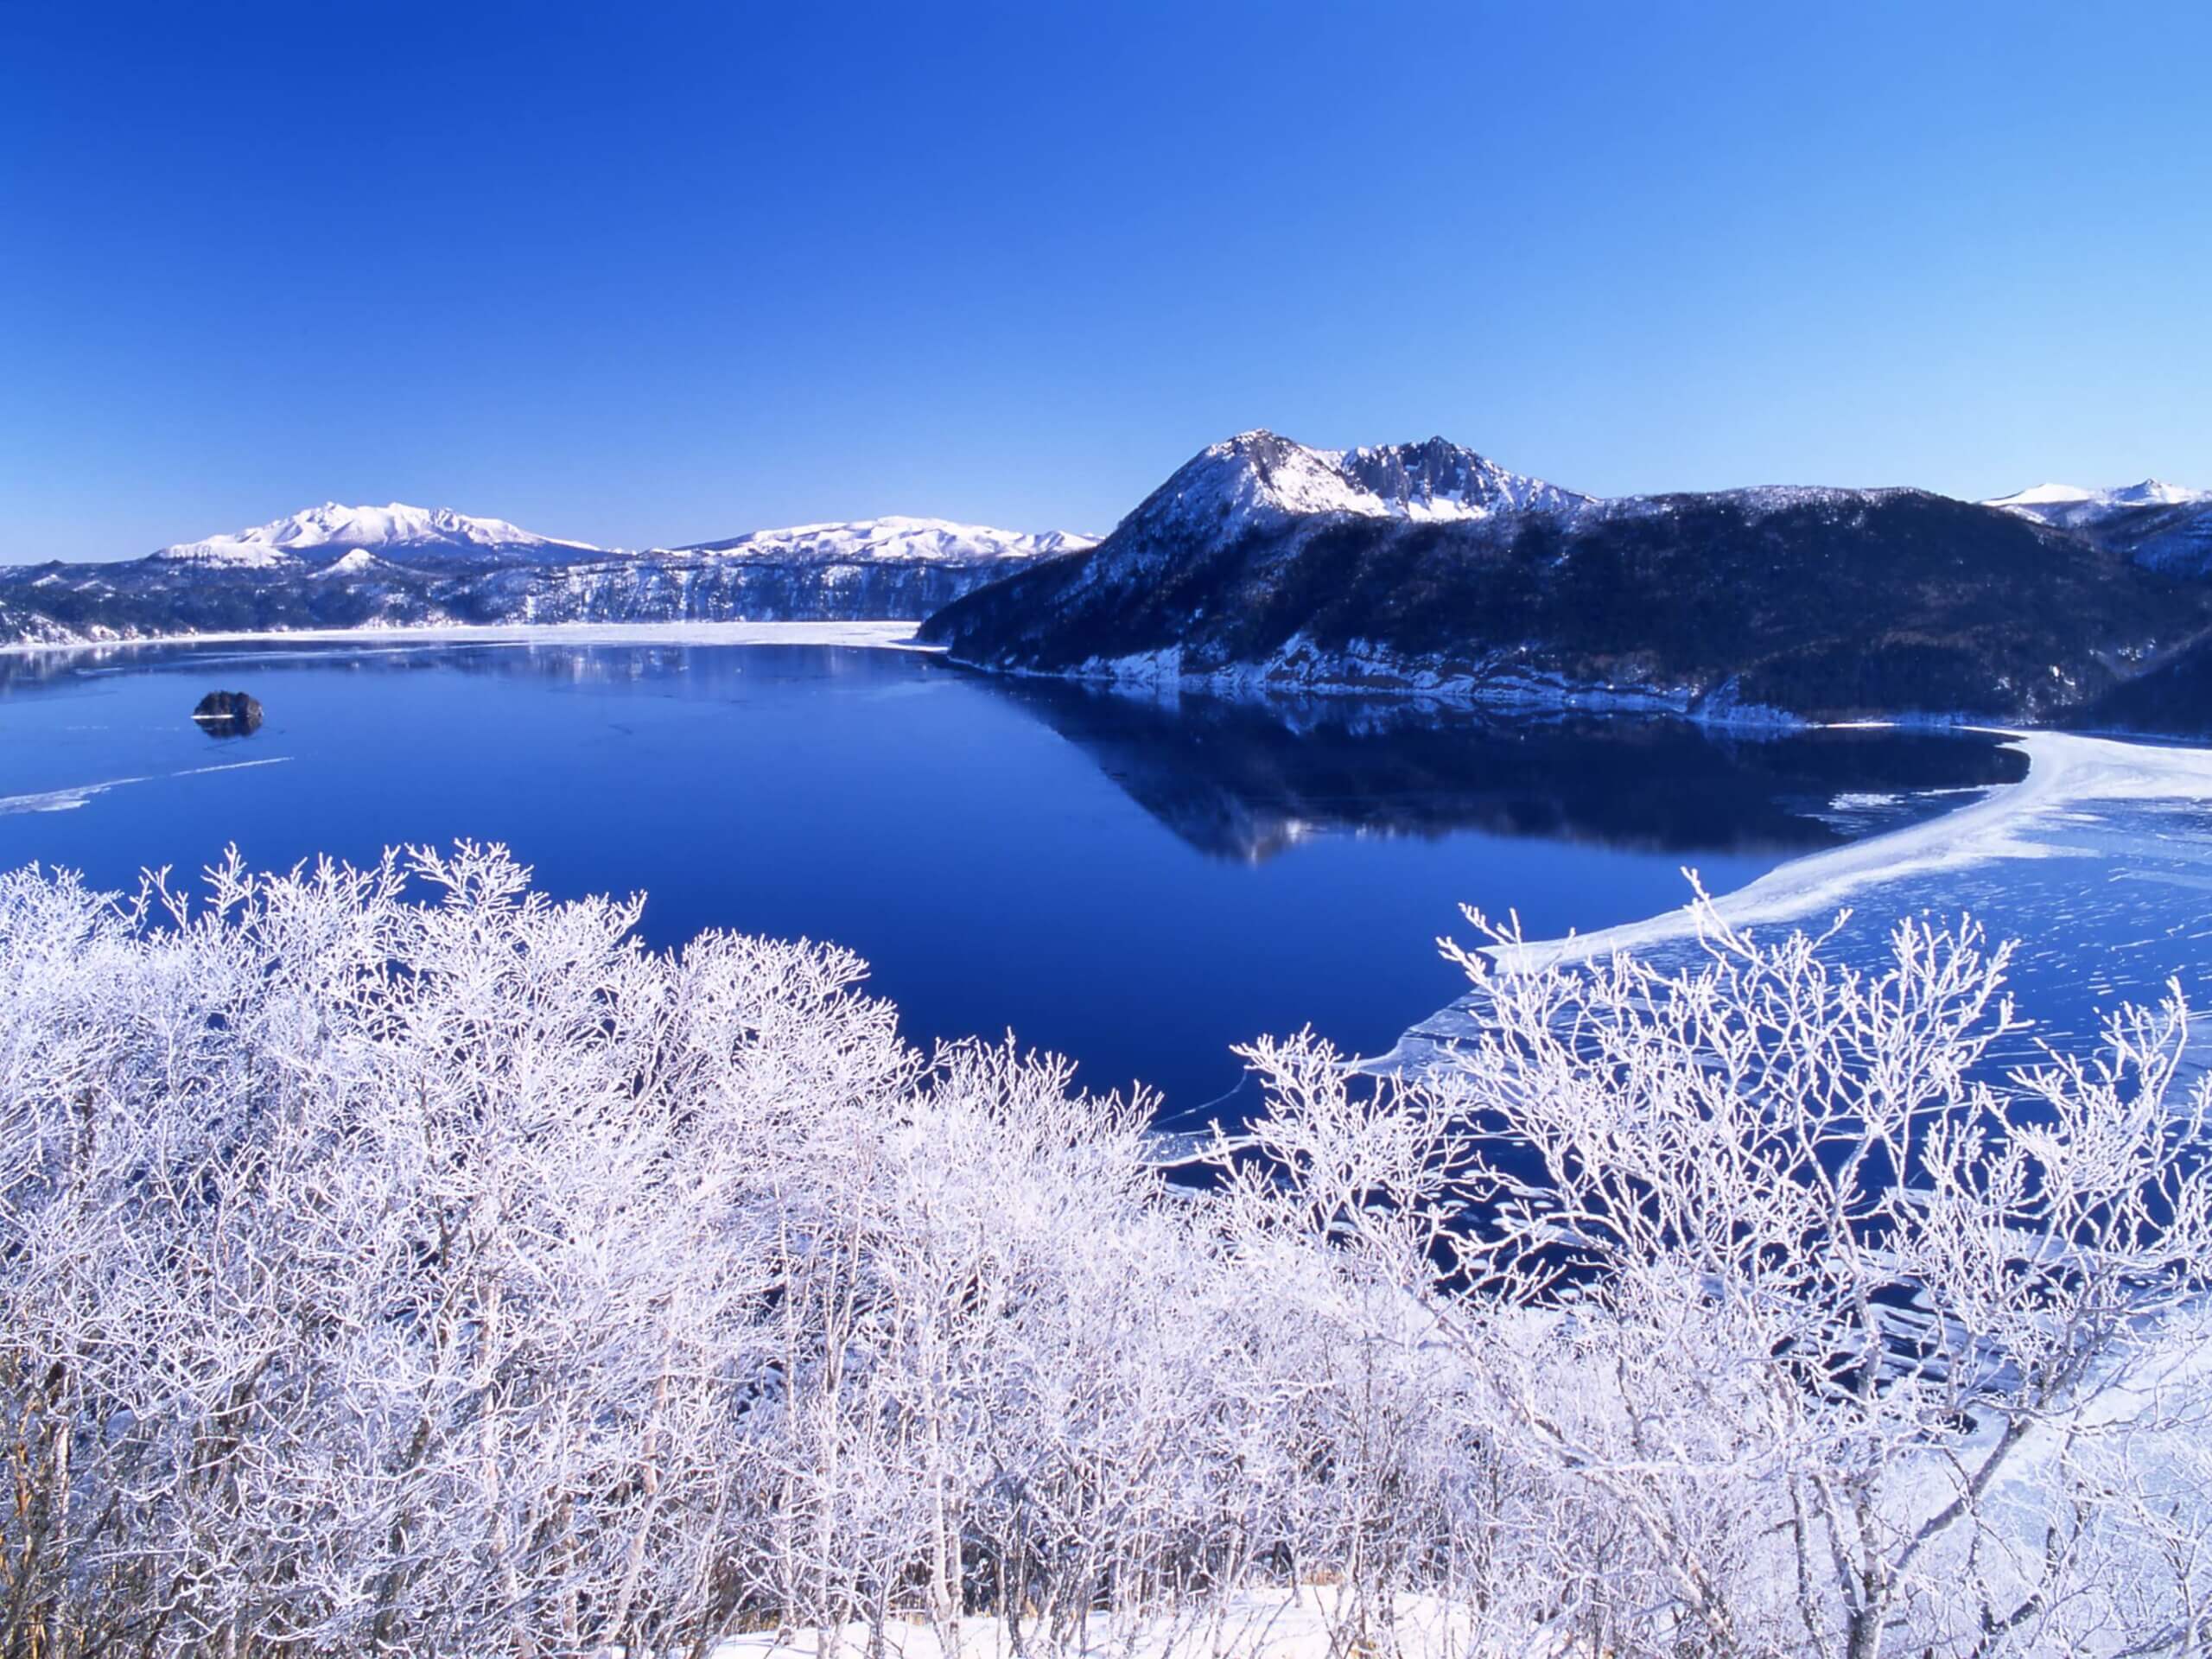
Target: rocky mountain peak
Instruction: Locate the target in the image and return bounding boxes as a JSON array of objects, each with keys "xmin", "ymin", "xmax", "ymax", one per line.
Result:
[{"xmin": 1120, "ymin": 430, "xmax": 1586, "ymax": 544}]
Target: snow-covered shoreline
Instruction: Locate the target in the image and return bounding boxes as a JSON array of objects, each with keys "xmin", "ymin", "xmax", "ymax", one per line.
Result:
[
  {"xmin": 958, "ymin": 639, "xmax": 1987, "ymax": 734},
  {"xmin": 1491, "ymin": 728, "xmax": 2212, "ymax": 972},
  {"xmin": 0, "ymin": 618, "xmax": 937, "ymax": 658},
  {"xmin": 1381, "ymin": 727, "xmax": 2212, "ymax": 1069}
]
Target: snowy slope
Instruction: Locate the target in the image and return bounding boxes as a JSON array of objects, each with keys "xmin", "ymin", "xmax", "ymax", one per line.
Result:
[
  {"xmin": 678, "ymin": 515, "xmax": 1094, "ymax": 565},
  {"xmin": 0, "ymin": 601, "xmax": 79, "ymax": 646},
  {"xmin": 1116, "ymin": 430, "xmax": 1589, "ymax": 543},
  {"xmin": 308, "ymin": 548, "xmax": 393, "ymax": 579},
  {"xmin": 1340, "ymin": 435, "xmax": 1592, "ymax": 520},
  {"xmin": 154, "ymin": 502, "xmax": 604, "ymax": 567},
  {"xmin": 1985, "ymin": 479, "xmax": 2212, "ymax": 574},
  {"xmin": 1987, "ymin": 480, "xmax": 2211, "ymax": 515}
]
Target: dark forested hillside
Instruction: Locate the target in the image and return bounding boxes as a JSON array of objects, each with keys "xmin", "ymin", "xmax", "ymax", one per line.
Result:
[{"xmin": 923, "ymin": 435, "xmax": 2212, "ymax": 726}]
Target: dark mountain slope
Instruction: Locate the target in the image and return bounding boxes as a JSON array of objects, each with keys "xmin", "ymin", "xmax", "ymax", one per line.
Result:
[
  {"xmin": 2076, "ymin": 635, "xmax": 2212, "ymax": 737},
  {"xmin": 923, "ymin": 435, "xmax": 2209, "ymax": 725}
]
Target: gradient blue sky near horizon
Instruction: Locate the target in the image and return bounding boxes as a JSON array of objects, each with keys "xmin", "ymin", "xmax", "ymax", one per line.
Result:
[{"xmin": 3, "ymin": 1, "xmax": 2209, "ymax": 563}]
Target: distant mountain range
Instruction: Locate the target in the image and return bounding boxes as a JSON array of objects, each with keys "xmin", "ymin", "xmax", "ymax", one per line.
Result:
[
  {"xmin": 151, "ymin": 502, "xmax": 605, "ymax": 569},
  {"xmin": 678, "ymin": 517, "xmax": 1093, "ymax": 564},
  {"xmin": 1982, "ymin": 479, "xmax": 2212, "ymax": 575},
  {"xmin": 12, "ymin": 442, "xmax": 2212, "ymax": 734},
  {"xmin": 0, "ymin": 506, "xmax": 1096, "ymax": 643},
  {"xmin": 921, "ymin": 432, "xmax": 2212, "ymax": 731}
]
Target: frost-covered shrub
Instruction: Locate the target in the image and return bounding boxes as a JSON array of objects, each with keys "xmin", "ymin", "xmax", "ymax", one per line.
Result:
[
  {"xmin": 0, "ymin": 848, "xmax": 1483, "ymax": 1656},
  {"xmin": 0, "ymin": 848, "xmax": 2206, "ymax": 1659},
  {"xmin": 1231, "ymin": 902, "xmax": 2212, "ymax": 1657}
]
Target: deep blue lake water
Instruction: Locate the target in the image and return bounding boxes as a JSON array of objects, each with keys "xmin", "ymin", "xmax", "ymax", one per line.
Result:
[{"xmin": 0, "ymin": 633, "xmax": 2049, "ymax": 1116}]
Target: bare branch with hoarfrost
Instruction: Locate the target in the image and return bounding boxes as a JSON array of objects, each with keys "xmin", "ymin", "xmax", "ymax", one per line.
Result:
[{"xmin": 0, "ymin": 852, "xmax": 2205, "ymax": 1658}]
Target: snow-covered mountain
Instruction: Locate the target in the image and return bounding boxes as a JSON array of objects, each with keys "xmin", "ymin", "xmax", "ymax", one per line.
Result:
[
  {"xmin": 1338, "ymin": 435, "xmax": 1592, "ymax": 520},
  {"xmin": 154, "ymin": 502, "xmax": 605, "ymax": 568},
  {"xmin": 921, "ymin": 429, "xmax": 2208, "ymax": 728},
  {"xmin": 1986, "ymin": 480, "xmax": 2210, "ymax": 515},
  {"xmin": 1115, "ymin": 430, "xmax": 1589, "ymax": 545},
  {"xmin": 2, "ymin": 503, "xmax": 1094, "ymax": 642},
  {"xmin": 678, "ymin": 515, "xmax": 1094, "ymax": 565},
  {"xmin": 16, "ymin": 444, "xmax": 2212, "ymax": 738},
  {"xmin": 1985, "ymin": 479, "xmax": 2212, "ymax": 575}
]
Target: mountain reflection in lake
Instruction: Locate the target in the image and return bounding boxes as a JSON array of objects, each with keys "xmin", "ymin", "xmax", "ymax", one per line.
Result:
[
  {"xmin": 990, "ymin": 677, "xmax": 2024, "ymax": 863},
  {"xmin": 0, "ymin": 636, "xmax": 2023, "ymax": 1114}
]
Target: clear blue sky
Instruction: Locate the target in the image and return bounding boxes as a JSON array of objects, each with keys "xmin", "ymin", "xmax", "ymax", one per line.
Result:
[{"xmin": 4, "ymin": 1, "xmax": 2209, "ymax": 562}]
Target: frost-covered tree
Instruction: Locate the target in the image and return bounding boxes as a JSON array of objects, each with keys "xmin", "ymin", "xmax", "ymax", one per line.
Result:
[
  {"xmin": 0, "ymin": 847, "xmax": 1338, "ymax": 1656},
  {"xmin": 1233, "ymin": 899, "xmax": 2212, "ymax": 1657},
  {"xmin": 1, "ymin": 849, "xmax": 2207, "ymax": 1658}
]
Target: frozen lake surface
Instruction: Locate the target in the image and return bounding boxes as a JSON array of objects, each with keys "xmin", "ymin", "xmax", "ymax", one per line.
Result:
[
  {"xmin": 1396, "ymin": 728, "xmax": 2212, "ymax": 1090},
  {"xmin": 7, "ymin": 628, "xmax": 2183, "ymax": 1116}
]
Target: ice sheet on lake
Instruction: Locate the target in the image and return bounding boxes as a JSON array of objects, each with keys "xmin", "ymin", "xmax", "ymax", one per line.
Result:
[
  {"xmin": 1388, "ymin": 730, "xmax": 2212, "ymax": 1080},
  {"xmin": 0, "ymin": 758, "xmax": 292, "ymax": 817}
]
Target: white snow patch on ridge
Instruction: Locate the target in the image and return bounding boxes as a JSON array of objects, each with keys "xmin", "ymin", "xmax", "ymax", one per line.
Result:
[
  {"xmin": 1986, "ymin": 482, "xmax": 2101, "ymax": 509},
  {"xmin": 1221, "ymin": 433, "xmax": 1408, "ymax": 518},
  {"xmin": 677, "ymin": 515, "xmax": 1094, "ymax": 565},
  {"xmin": 1980, "ymin": 477, "xmax": 2212, "ymax": 572},
  {"xmin": 310, "ymin": 548, "xmax": 387, "ymax": 577},
  {"xmin": 1150, "ymin": 431, "xmax": 1591, "ymax": 533},
  {"xmin": 155, "ymin": 502, "xmax": 603, "ymax": 566},
  {"xmin": 1986, "ymin": 479, "xmax": 2212, "ymax": 514}
]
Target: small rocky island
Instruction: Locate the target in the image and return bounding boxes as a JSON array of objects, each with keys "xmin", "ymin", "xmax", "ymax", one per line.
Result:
[{"xmin": 191, "ymin": 690, "xmax": 264, "ymax": 737}]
